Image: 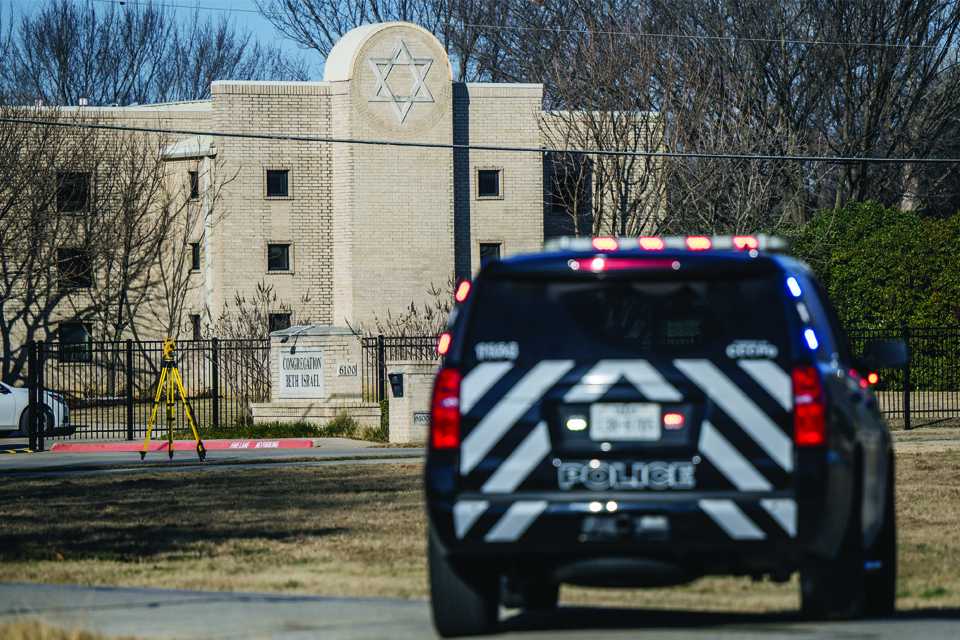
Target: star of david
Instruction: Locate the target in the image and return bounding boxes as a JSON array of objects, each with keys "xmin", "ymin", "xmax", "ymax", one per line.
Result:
[{"xmin": 368, "ymin": 39, "xmax": 434, "ymax": 124}]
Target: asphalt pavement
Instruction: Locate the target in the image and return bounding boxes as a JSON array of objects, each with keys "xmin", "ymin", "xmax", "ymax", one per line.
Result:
[{"xmin": 1, "ymin": 583, "xmax": 957, "ymax": 640}]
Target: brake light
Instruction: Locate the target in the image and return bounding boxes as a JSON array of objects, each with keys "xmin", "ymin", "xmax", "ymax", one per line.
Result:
[
  {"xmin": 638, "ymin": 236, "xmax": 665, "ymax": 251},
  {"xmin": 454, "ymin": 280, "xmax": 471, "ymax": 303},
  {"xmin": 686, "ymin": 236, "xmax": 712, "ymax": 251},
  {"xmin": 733, "ymin": 235, "xmax": 759, "ymax": 250},
  {"xmin": 437, "ymin": 332, "xmax": 452, "ymax": 356},
  {"xmin": 793, "ymin": 366, "xmax": 826, "ymax": 447},
  {"xmin": 592, "ymin": 237, "xmax": 619, "ymax": 251},
  {"xmin": 663, "ymin": 412, "xmax": 685, "ymax": 429},
  {"xmin": 570, "ymin": 257, "xmax": 676, "ymax": 272},
  {"xmin": 431, "ymin": 368, "xmax": 461, "ymax": 449}
]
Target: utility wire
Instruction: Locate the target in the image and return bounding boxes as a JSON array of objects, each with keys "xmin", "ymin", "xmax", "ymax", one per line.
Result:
[
  {"xmin": 94, "ymin": 0, "xmax": 261, "ymax": 14},
  {"xmin": 2, "ymin": 116, "xmax": 958, "ymax": 165},
  {"xmin": 93, "ymin": 0, "xmax": 936, "ymax": 50}
]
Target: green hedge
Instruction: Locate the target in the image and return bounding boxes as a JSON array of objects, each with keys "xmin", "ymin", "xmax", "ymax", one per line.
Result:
[{"xmin": 788, "ymin": 202, "xmax": 960, "ymax": 329}]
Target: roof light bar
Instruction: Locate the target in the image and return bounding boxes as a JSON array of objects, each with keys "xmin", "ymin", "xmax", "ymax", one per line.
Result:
[{"xmin": 544, "ymin": 234, "xmax": 788, "ymax": 253}]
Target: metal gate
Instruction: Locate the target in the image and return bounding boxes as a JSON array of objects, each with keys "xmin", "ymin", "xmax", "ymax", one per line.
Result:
[{"xmin": 25, "ymin": 338, "xmax": 270, "ymax": 450}]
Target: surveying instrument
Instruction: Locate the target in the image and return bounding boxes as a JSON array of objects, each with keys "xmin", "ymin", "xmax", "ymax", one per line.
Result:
[{"xmin": 140, "ymin": 338, "xmax": 207, "ymax": 461}]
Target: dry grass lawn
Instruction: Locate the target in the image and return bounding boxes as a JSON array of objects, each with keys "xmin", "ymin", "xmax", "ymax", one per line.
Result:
[
  {"xmin": 0, "ymin": 446, "xmax": 958, "ymax": 613},
  {"xmin": 0, "ymin": 620, "xmax": 126, "ymax": 640}
]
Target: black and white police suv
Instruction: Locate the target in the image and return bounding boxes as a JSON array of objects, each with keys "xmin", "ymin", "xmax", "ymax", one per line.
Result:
[{"xmin": 424, "ymin": 234, "xmax": 907, "ymax": 637}]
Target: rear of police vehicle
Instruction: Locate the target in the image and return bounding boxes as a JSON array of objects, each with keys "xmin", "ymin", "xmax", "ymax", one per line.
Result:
[{"xmin": 425, "ymin": 235, "xmax": 898, "ymax": 637}]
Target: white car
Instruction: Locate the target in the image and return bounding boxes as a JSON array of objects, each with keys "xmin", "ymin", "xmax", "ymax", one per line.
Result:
[{"xmin": 0, "ymin": 382, "xmax": 70, "ymax": 437}]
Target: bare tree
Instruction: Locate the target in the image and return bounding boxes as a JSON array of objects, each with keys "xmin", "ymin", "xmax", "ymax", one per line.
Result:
[
  {"xmin": 0, "ymin": 0, "xmax": 307, "ymax": 106},
  {"xmin": 0, "ymin": 107, "xmax": 103, "ymax": 381},
  {"xmin": 256, "ymin": 0, "xmax": 509, "ymax": 81},
  {"xmin": 152, "ymin": 153, "xmax": 237, "ymax": 341}
]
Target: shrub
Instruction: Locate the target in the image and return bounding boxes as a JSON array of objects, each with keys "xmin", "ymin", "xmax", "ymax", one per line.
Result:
[{"xmin": 788, "ymin": 202, "xmax": 960, "ymax": 328}]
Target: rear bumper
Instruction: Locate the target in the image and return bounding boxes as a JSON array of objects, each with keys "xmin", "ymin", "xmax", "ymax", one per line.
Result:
[{"xmin": 429, "ymin": 491, "xmax": 808, "ymax": 577}]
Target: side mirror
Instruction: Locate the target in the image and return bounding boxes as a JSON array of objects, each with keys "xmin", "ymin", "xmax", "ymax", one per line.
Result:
[{"xmin": 862, "ymin": 339, "xmax": 908, "ymax": 370}]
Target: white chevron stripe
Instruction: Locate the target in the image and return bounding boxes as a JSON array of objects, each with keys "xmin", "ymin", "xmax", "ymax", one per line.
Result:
[
  {"xmin": 699, "ymin": 499, "xmax": 766, "ymax": 540},
  {"xmin": 699, "ymin": 421, "xmax": 772, "ymax": 491},
  {"xmin": 674, "ymin": 359, "xmax": 793, "ymax": 471},
  {"xmin": 461, "ymin": 360, "xmax": 573, "ymax": 474},
  {"xmin": 563, "ymin": 360, "xmax": 683, "ymax": 403},
  {"xmin": 453, "ymin": 500, "xmax": 489, "ymax": 539},
  {"xmin": 484, "ymin": 500, "xmax": 548, "ymax": 542},
  {"xmin": 482, "ymin": 421, "xmax": 551, "ymax": 493},
  {"xmin": 761, "ymin": 498, "xmax": 798, "ymax": 538},
  {"xmin": 461, "ymin": 362, "xmax": 513, "ymax": 415},
  {"xmin": 738, "ymin": 360, "xmax": 793, "ymax": 411}
]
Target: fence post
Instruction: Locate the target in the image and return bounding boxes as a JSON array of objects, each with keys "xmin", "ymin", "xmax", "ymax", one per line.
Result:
[
  {"xmin": 125, "ymin": 339, "xmax": 134, "ymax": 441},
  {"xmin": 377, "ymin": 334, "xmax": 386, "ymax": 403},
  {"xmin": 211, "ymin": 338, "xmax": 220, "ymax": 428},
  {"xmin": 27, "ymin": 340, "xmax": 37, "ymax": 451},
  {"xmin": 36, "ymin": 340, "xmax": 45, "ymax": 452},
  {"xmin": 902, "ymin": 325, "xmax": 911, "ymax": 431}
]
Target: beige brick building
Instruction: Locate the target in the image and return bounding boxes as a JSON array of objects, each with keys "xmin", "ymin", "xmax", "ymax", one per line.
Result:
[
  {"xmin": 149, "ymin": 21, "xmax": 551, "ymax": 334},
  {"xmin": 43, "ymin": 21, "xmax": 641, "ymax": 342}
]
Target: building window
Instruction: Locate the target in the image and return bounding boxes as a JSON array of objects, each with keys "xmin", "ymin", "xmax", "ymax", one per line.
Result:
[
  {"xmin": 266, "ymin": 169, "xmax": 289, "ymax": 198},
  {"xmin": 267, "ymin": 243, "xmax": 290, "ymax": 272},
  {"xmin": 190, "ymin": 242, "xmax": 201, "ymax": 271},
  {"xmin": 189, "ymin": 171, "xmax": 200, "ymax": 200},
  {"xmin": 269, "ymin": 313, "xmax": 291, "ymax": 333},
  {"xmin": 477, "ymin": 168, "xmax": 502, "ymax": 199},
  {"xmin": 57, "ymin": 248, "xmax": 93, "ymax": 288},
  {"xmin": 190, "ymin": 314, "xmax": 202, "ymax": 341},
  {"xmin": 59, "ymin": 321, "xmax": 92, "ymax": 363},
  {"xmin": 57, "ymin": 172, "xmax": 90, "ymax": 213},
  {"xmin": 480, "ymin": 242, "xmax": 501, "ymax": 268}
]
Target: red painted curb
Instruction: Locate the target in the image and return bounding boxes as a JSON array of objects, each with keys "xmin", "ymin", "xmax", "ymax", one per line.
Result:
[{"xmin": 50, "ymin": 439, "xmax": 314, "ymax": 453}]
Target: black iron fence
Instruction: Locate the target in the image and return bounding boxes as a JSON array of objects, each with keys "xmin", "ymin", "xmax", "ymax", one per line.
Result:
[
  {"xmin": 361, "ymin": 335, "xmax": 439, "ymax": 402},
  {"xmin": 847, "ymin": 326, "xmax": 960, "ymax": 428},
  {"xmin": 18, "ymin": 326, "xmax": 958, "ymax": 449},
  {"xmin": 26, "ymin": 338, "xmax": 270, "ymax": 447}
]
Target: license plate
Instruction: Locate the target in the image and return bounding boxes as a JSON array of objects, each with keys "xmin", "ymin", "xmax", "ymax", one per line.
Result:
[{"xmin": 589, "ymin": 403, "xmax": 661, "ymax": 441}]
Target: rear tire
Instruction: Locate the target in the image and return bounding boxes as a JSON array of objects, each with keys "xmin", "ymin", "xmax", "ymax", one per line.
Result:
[
  {"xmin": 429, "ymin": 530, "xmax": 499, "ymax": 637},
  {"xmin": 801, "ymin": 456, "xmax": 866, "ymax": 620},
  {"xmin": 864, "ymin": 457, "xmax": 897, "ymax": 617}
]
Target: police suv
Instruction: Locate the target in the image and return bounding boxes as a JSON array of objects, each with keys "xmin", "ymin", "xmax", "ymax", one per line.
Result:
[{"xmin": 425, "ymin": 235, "xmax": 907, "ymax": 637}]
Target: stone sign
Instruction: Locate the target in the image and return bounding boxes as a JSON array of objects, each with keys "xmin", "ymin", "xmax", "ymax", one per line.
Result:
[{"xmin": 279, "ymin": 349, "xmax": 325, "ymax": 398}]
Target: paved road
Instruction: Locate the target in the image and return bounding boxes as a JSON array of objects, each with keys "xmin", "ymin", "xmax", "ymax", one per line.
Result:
[
  {"xmin": 1, "ymin": 583, "xmax": 957, "ymax": 639},
  {"xmin": 0, "ymin": 440, "xmax": 424, "ymax": 478}
]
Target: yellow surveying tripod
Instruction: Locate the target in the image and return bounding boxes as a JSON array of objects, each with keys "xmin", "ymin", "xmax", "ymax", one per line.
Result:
[{"xmin": 140, "ymin": 338, "xmax": 207, "ymax": 461}]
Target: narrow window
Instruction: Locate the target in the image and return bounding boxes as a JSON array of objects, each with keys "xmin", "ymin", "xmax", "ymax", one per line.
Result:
[
  {"xmin": 59, "ymin": 321, "xmax": 92, "ymax": 363},
  {"xmin": 189, "ymin": 171, "xmax": 200, "ymax": 200},
  {"xmin": 267, "ymin": 244, "xmax": 290, "ymax": 272},
  {"xmin": 477, "ymin": 169, "xmax": 502, "ymax": 198},
  {"xmin": 57, "ymin": 172, "xmax": 90, "ymax": 213},
  {"xmin": 480, "ymin": 242, "xmax": 501, "ymax": 268},
  {"xmin": 190, "ymin": 314, "xmax": 202, "ymax": 341},
  {"xmin": 190, "ymin": 242, "xmax": 201, "ymax": 271},
  {"xmin": 57, "ymin": 248, "xmax": 93, "ymax": 288},
  {"xmin": 266, "ymin": 170, "xmax": 289, "ymax": 198},
  {"xmin": 269, "ymin": 313, "xmax": 292, "ymax": 333}
]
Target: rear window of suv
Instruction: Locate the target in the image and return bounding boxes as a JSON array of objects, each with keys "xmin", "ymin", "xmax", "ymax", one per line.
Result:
[{"xmin": 462, "ymin": 274, "xmax": 791, "ymax": 367}]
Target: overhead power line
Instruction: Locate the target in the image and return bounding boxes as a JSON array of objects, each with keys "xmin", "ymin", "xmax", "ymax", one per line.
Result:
[
  {"xmin": 93, "ymin": 0, "xmax": 935, "ymax": 50},
  {"xmin": 93, "ymin": 0, "xmax": 261, "ymax": 14},
  {"xmin": 1, "ymin": 116, "xmax": 958, "ymax": 165}
]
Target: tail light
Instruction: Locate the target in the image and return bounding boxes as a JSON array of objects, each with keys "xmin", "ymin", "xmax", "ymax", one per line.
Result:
[
  {"xmin": 431, "ymin": 368, "xmax": 461, "ymax": 449},
  {"xmin": 792, "ymin": 366, "xmax": 826, "ymax": 446}
]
